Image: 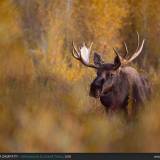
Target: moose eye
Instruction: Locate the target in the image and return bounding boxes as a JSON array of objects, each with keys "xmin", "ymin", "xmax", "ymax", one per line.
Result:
[
  {"xmin": 97, "ymin": 71, "xmax": 102, "ymax": 76},
  {"xmin": 110, "ymin": 73, "xmax": 114, "ymax": 77},
  {"xmin": 106, "ymin": 73, "xmax": 114, "ymax": 79},
  {"xmin": 105, "ymin": 73, "xmax": 110, "ymax": 79}
]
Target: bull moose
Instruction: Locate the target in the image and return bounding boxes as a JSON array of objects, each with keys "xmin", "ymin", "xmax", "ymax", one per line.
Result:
[{"xmin": 72, "ymin": 33, "xmax": 151, "ymax": 117}]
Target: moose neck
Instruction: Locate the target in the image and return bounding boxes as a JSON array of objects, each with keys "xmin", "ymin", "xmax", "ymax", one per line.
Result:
[{"xmin": 100, "ymin": 68, "xmax": 130, "ymax": 111}]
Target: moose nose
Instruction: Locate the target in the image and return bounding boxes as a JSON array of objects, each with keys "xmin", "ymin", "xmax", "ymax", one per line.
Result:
[
  {"xmin": 89, "ymin": 78, "xmax": 105, "ymax": 98},
  {"xmin": 94, "ymin": 78, "xmax": 104, "ymax": 88}
]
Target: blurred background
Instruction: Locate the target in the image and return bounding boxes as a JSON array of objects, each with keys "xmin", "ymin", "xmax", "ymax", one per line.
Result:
[{"xmin": 0, "ymin": 0, "xmax": 160, "ymax": 152}]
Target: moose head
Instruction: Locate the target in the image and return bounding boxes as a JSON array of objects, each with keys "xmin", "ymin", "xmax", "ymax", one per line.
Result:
[{"xmin": 72, "ymin": 33, "xmax": 150, "ymax": 115}]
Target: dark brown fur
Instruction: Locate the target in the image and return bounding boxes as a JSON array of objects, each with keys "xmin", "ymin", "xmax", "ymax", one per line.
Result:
[{"xmin": 89, "ymin": 53, "xmax": 151, "ymax": 116}]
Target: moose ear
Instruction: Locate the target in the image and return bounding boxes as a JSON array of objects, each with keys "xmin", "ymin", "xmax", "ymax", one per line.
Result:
[
  {"xmin": 93, "ymin": 52, "xmax": 104, "ymax": 66},
  {"xmin": 113, "ymin": 55, "xmax": 121, "ymax": 70}
]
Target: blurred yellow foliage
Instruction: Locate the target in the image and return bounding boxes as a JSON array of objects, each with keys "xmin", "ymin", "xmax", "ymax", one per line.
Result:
[{"xmin": 0, "ymin": 0, "xmax": 159, "ymax": 152}]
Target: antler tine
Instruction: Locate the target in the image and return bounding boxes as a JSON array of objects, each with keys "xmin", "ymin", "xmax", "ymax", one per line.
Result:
[
  {"xmin": 127, "ymin": 39, "xmax": 145, "ymax": 63},
  {"xmin": 123, "ymin": 41, "xmax": 128, "ymax": 58},
  {"xmin": 72, "ymin": 41, "xmax": 80, "ymax": 58},
  {"xmin": 72, "ymin": 49, "xmax": 80, "ymax": 59},
  {"xmin": 113, "ymin": 47, "xmax": 123, "ymax": 61},
  {"xmin": 89, "ymin": 42, "xmax": 93, "ymax": 50},
  {"xmin": 135, "ymin": 31, "xmax": 140, "ymax": 52}
]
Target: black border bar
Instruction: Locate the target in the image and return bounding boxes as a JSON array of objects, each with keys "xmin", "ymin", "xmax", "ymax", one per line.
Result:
[{"xmin": 0, "ymin": 153, "xmax": 159, "ymax": 160}]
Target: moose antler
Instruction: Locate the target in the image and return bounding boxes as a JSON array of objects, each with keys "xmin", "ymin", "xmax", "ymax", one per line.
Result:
[
  {"xmin": 72, "ymin": 42, "xmax": 100, "ymax": 69},
  {"xmin": 113, "ymin": 32, "xmax": 145, "ymax": 65}
]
